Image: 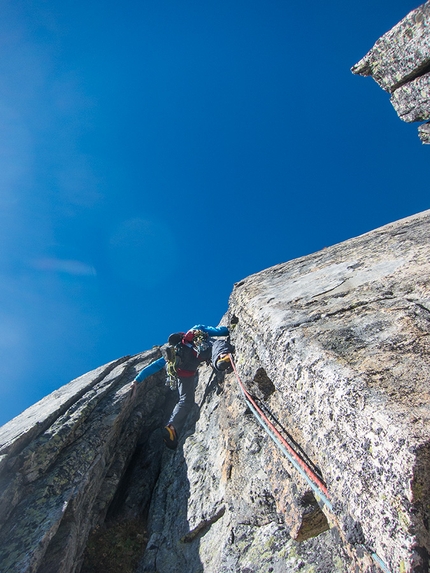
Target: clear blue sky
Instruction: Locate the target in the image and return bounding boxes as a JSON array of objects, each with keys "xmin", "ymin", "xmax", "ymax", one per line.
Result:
[{"xmin": 0, "ymin": 0, "xmax": 428, "ymax": 426}]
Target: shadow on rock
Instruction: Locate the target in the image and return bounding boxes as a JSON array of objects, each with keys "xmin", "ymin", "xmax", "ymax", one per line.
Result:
[{"xmin": 137, "ymin": 413, "xmax": 204, "ymax": 573}]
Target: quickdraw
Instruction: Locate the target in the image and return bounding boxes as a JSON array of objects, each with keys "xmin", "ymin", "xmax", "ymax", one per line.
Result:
[
  {"xmin": 161, "ymin": 344, "xmax": 179, "ymax": 390},
  {"xmin": 166, "ymin": 362, "xmax": 178, "ymax": 390}
]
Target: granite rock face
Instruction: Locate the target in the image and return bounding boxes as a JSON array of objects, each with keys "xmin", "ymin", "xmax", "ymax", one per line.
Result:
[
  {"xmin": 137, "ymin": 365, "xmax": 351, "ymax": 573},
  {"xmin": 227, "ymin": 210, "xmax": 430, "ymax": 573},
  {"xmin": 352, "ymin": 1, "xmax": 430, "ymax": 143},
  {"xmin": 1, "ymin": 211, "xmax": 430, "ymax": 573},
  {"xmin": 0, "ymin": 350, "xmax": 169, "ymax": 573}
]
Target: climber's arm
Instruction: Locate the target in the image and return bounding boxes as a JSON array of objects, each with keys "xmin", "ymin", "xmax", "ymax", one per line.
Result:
[
  {"xmin": 134, "ymin": 357, "xmax": 166, "ymax": 383},
  {"xmin": 190, "ymin": 324, "xmax": 229, "ymax": 337}
]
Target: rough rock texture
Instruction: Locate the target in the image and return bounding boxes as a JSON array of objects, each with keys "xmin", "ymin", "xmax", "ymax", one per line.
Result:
[
  {"xmin": 0, "ymin": 349, "xmax": 169, "ymax": 573},
  {"xmin": 1, "ymin": 210, "xmax": 430, "ymax": 573},
  {"xmin": 390, "ymin": 73, "xmax": 430, "ymax": 122},
  {"xmin": 227, "ymin": 209, "xmax": 430, "ymax": 573},
  {"xmin": 137, "ymin": 366, "xmax": 352, "ymax": 573},
  {"xmin": 352, "ymin": 1, "xmax": 430, "ymax": 143},
  {"xmin": 418, "ymin": 121, "xmax": 430, "ymax": 142}
]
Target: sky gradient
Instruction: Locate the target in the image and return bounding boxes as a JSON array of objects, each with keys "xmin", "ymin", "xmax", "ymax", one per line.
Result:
[{"xmin": 0, "ymin": 0, "xmax": 428, "ymax": 425}]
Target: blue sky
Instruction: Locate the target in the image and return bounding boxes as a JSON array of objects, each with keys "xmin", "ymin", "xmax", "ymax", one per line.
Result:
[{"xmin": 0, "ymin": 0, "xmax": 428, "ymax": 426}]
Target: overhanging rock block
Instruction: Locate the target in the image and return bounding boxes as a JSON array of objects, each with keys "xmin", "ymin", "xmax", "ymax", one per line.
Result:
[
  {"xmin": 391, "ymin": 72, "xmax": 430, "ymax": 122},
  {"xmin": 352, "ymin": 1, "xmax": 430, "ymax": 143},
  {"xmin": 352, "ymin": 2, "xmax": 430, "ymax": 92}
]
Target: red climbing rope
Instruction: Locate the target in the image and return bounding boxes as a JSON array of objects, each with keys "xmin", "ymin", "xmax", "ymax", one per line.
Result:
[
  {"xmin": 228, "ymin": 354, "xmax": 330, "ymax": 498},
  {"xmin": 227, "ymin": 354, "xmax": 394, "ymax": 573}
]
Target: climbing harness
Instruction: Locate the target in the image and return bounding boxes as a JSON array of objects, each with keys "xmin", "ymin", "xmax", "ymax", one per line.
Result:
[{"xmin": 228, "ymin": 353, "xmax": 392, "ymax": 573}]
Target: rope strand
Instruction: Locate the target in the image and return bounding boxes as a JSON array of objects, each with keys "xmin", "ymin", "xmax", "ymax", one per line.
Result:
[
  {"xmin": 228, "ymin": 353, "xmax": 331, "ymax": 505},
  {"xmin": 228, "ymin": 353, "xmax": 392, "ymax": 573}
]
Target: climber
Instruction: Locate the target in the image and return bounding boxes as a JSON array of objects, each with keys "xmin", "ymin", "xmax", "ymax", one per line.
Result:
[{"xmin": 131, "ymin": 325, "xmax": 233, "ymax": 449}]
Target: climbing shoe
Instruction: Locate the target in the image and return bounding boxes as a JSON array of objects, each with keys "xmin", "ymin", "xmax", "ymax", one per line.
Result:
[
  {"xmin": 162, "ymin": 424, "xmax": 178, "ymax": 450},
  {"xmin": 216, "ymin": 354, "xmax": 232, "ymax": 372}
]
